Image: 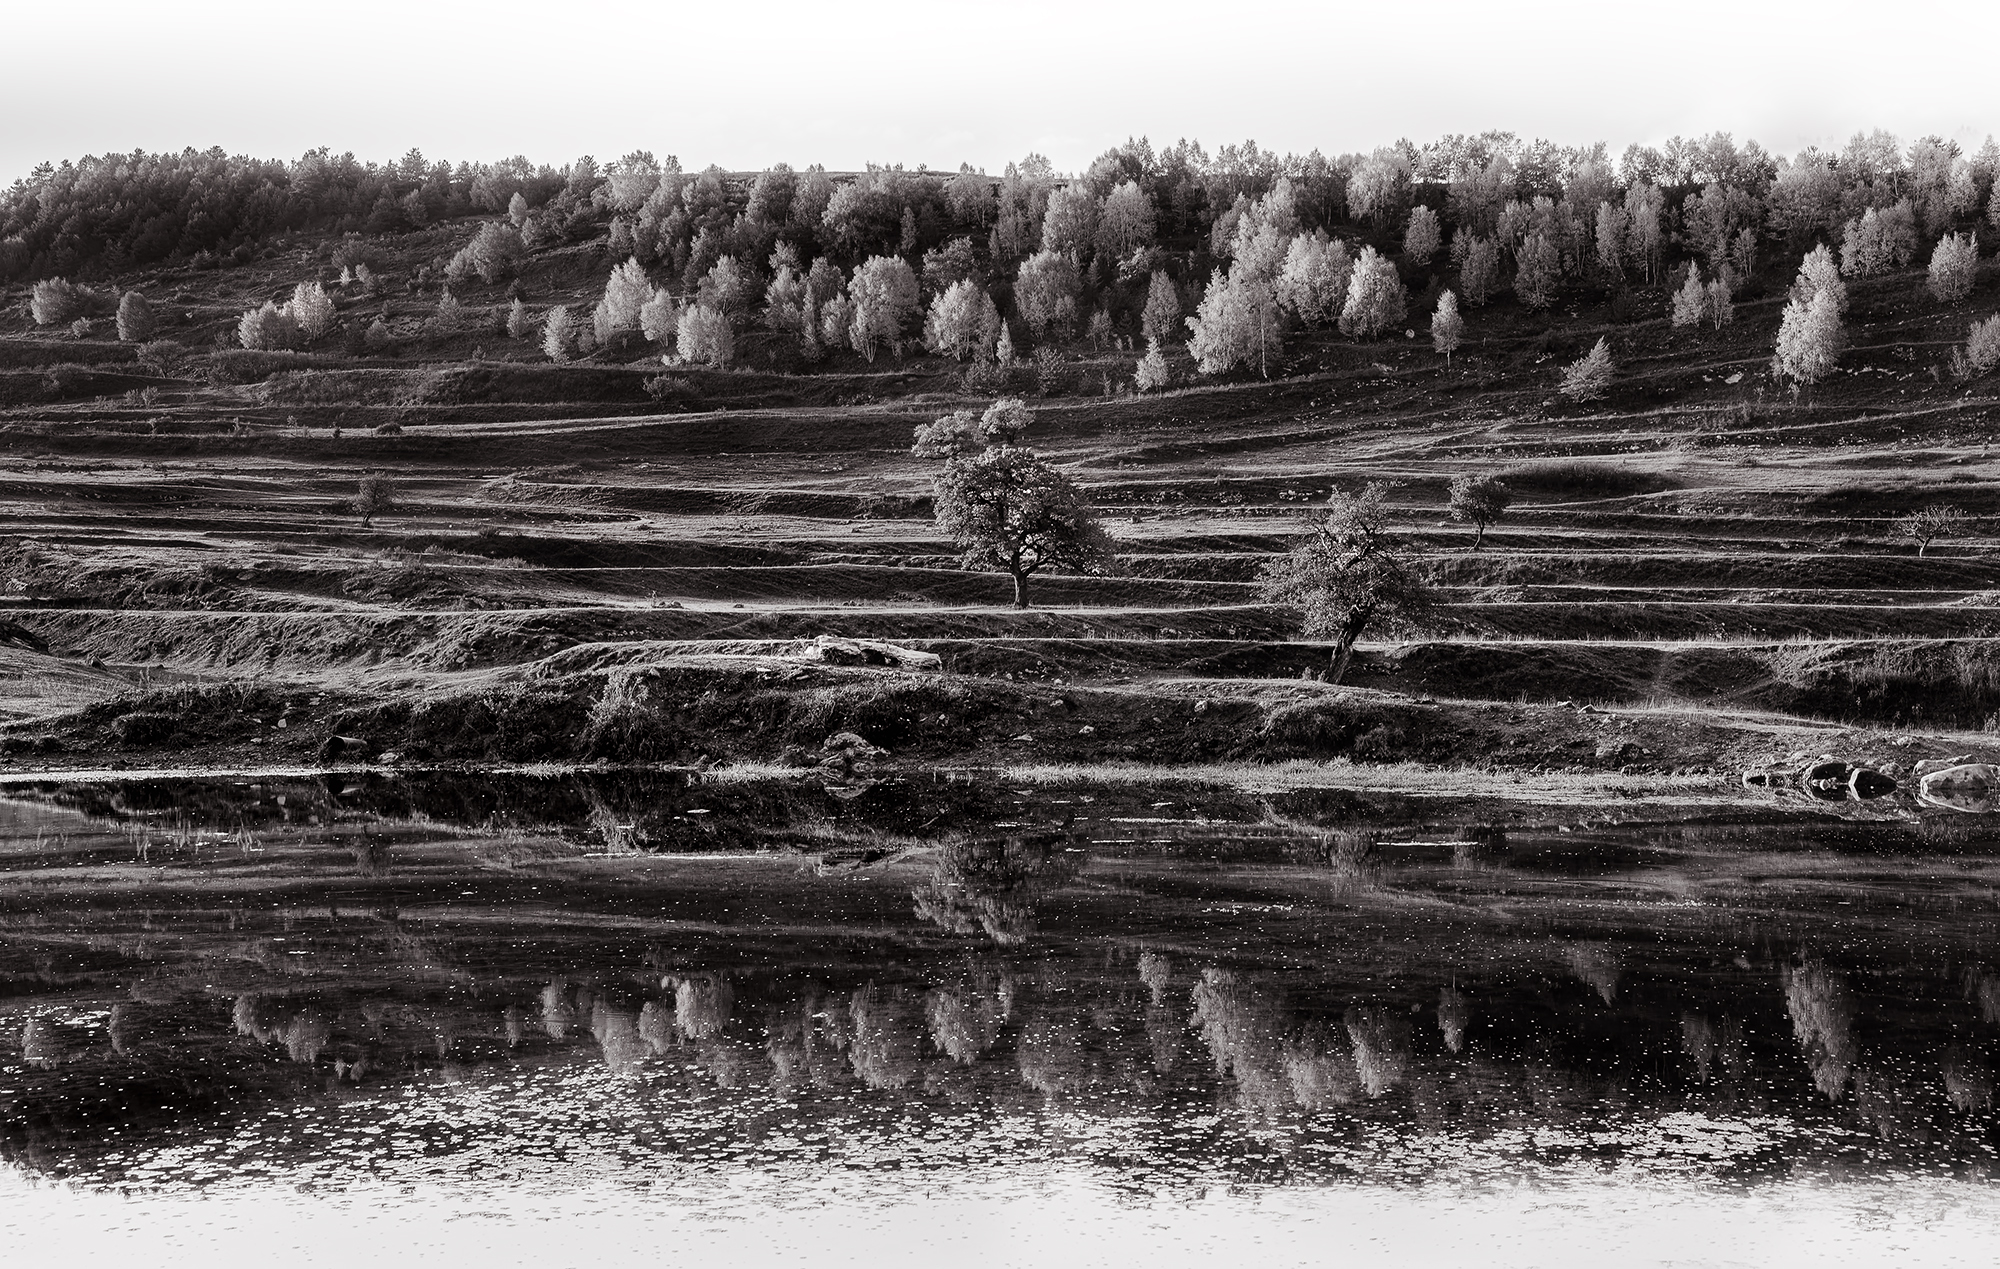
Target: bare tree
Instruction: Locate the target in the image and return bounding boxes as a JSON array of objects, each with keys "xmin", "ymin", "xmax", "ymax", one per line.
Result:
[{"xmin": 1896, "ymin": 505, "xmax": 1967, "ymax": 556}]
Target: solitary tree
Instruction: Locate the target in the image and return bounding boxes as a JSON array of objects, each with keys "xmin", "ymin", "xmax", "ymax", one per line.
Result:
[
  {"xmin": 1134, "ymin": 338, "xmax": 1170, "ymax": 392},
  {"xmin": 1896, "ymin": 504, "xmax": 1967, "ymax": 556},
  {"xmin": 541, "ymin": 304, "xmax": 576, "ymax": 362},
  {"xmin": 1558, "ymin": 337, "xmax": 1615, "ymax": 401},
  {"xmin": 914, "ymin": 399, "xmax": 1113, "ymax": 608},
  {"xmin": 1259, "ymin": 482, "xmax": 1432, "ymax": 684},
  {"xmin": 1430, "ymin": 289, "xmax": 1464, "ymax": 365},
  {"xmin": 1447, "ymin": 474, "xmax": 1512, "ymax": 549},
  {"xmin": 1773, "ymin": 288, "xmax": 1845, "ymax": 391},
  {"xmin": 1951, "ymin": 313, "xmax": 2000, "ymax": 379},
  {"xmin": 115, "ymin": 291, "xmax": 155, "ymax": 343},
  {"xmin": 353, "ymin": 474, "xmax": 397, "ymax": 527}
]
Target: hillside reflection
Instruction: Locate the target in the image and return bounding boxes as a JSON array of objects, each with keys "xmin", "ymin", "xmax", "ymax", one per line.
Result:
[{"xmin": 1, "ymin": 773, "xmax": 1998, "ymax": 1188}]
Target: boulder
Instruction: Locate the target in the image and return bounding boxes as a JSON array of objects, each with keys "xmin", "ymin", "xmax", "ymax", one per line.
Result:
[
  {"xmin": 1918, "ymin": 763, "xmax": 2000, "ymax": 814},
  {"xmin": 1848, "ymin": 767, "xmax": 1897, "ymax": 799},
  {"xmin": 319, "ymin": 734, "xmax": 374, "ymax": 763},
  {"xmin": 798, "ymin": 636, "xmax": 942, "ymax": 671}
]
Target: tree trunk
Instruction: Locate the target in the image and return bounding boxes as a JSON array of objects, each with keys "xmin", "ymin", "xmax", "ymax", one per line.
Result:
[
  {"xmin": 1327, "ymin": 635, "xmax": 1357, "ymax": 685},
  {"xmin": 1012, "ymin": 570, "xmax": 1029, "ymax": 608},
  {"xmin": 1473, "ymin": 520, "xmax": 1486, "ymax": 550}
]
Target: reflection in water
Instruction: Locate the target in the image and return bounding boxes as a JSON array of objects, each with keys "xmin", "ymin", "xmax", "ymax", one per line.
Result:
[
  {"xmin": 1785, "ymin": 959, "xmax": 1858, "ymax": 1100},
  {"xmin": 0, "ymin": 772, "xmax": 1998, "ymax": 1219}
]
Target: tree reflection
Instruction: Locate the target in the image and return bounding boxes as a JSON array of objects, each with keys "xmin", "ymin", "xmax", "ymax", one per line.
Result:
[
  {"xmin": 1564, "ymin": 943, "xmax": 1623, "ymax": 1004},
  {"xmin": 1437, "ymin": 987, "xmax": 1471, "ymax": 1054},
  {"xmin": 591, "ymin": 1000, "xmax": 647, "ymax": 1072},
  {"xmin": 911, "ymin": 835, "xmax": 1082, "ymax": 944},
  {"xmin": 1345, "ymin": 1007, "xmax": 1412, "ymax": 1098},
  {"xmin": 849, "ymin": 983, "xmax": 924, "ymax": 1089},
  {"xmin": 766, "ymin": 992, "xmax": 851, "ymax": 1093},
  {"xmin": 539, "ymin": 981, "xmax": 577, "ymax": 1040},
  {"xmin": 926, "ymin": 966, "xmax": 1013, "ymax": 1065},
  {"xmin": 1785, "ymin": 958, "xmax": 1858, "ymax": 1099},
  {"xmin": 671, "ymin": 974, "xmax": 734, "ymax": 1041}
]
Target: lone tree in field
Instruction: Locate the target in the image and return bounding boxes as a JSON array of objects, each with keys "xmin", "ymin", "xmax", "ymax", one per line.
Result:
[
  {"xmin": 353, "ymin": 474, "xmax": 397, "ymax": 527},
  {"xmin": 1259, "ymin": 482, "xmax": 1433, "ymax": 685},
  {"xmin": 1896, "ymin": 504, "xmax": 1967, "ymax": 556},
  {"xmin": 913, "ymin": 399, "xmax": 1113, "ymax": 608},
  {"xmin": 1558, "ymin": 337, "xmax": 1615, "ymax": 401},
  {"xmin": 115, "ymin": 291, "xmax": 155, "ymax": 342},
  {"xmin": 1430, "ymin": 290, "xmax": 1464, "ymax": 366},
  {"xmin": 1447, "ymin": 474, "xmax": 1512, "ymax": 549}
]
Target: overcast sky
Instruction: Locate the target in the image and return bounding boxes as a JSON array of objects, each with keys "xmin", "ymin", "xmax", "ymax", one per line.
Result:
[{"xmin": 5, "ymin": 0, "xmax": 1995, "ymax": 183}]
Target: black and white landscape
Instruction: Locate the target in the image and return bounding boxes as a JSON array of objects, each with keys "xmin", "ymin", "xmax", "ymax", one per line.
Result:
[{"xmin": 1, "ymin": 5, "xmax": 1999, "ymax": 1264}]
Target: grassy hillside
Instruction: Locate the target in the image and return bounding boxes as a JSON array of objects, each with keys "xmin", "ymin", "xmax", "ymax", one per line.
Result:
[{"xmin": 2, "ymin": 192, "xmax": 1999, "ymax": 801}]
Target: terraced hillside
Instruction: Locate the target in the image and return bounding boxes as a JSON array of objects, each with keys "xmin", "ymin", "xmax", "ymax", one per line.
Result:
[{"xmin": 3, "ymin": 218, "xmax": 2000, "ymax": 794}]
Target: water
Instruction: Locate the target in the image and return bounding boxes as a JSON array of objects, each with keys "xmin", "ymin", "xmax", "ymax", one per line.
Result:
[{"xmin": 1, "ymin": 768, "xmax": 1997, "ymax": 1265}]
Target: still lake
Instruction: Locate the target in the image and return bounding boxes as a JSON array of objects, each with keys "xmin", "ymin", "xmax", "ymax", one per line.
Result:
[{"xmin": 1, "ymin": 767, "xmax": 1996, "ymax": 1265}]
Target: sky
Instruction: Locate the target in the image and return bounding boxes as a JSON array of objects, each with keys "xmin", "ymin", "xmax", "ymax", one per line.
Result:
[{"xmin": 4, "ymin": 0, "xmax": 1997, "ymax": 184}]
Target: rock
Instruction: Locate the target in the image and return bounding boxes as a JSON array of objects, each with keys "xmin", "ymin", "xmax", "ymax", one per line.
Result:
[
  {"xmin": 821, "ymin": 731, "xmax": 884, "ymax": 759},
  {"xmin": 799, "ymin": 636, "xmax": 941, "ymax": 671},
  {"xmin": 1919, "ymin": 763, "xmax": 2000, "ymax": 813},
  {"xmin": 1848, "ymin": 767, "xmax": 1897, "ymax": 799},
  {"xmin": 1915, "ymin": 755, "xmax": 1974, "ymax": 777},
  {"xmin": 1595, "ymin": 739, "xmax": 1641, "ymax": 763},
  {"xmin": 1193, "ymin": 700, "xmax": 1209, "ymax": 714},
  {"xmin": 318, "ymin": 734, "xmax": 374, "ymax": 762},
  {"xmin": 1077, "ymin": 725, "xmax": 1096, "ymax": 736}
]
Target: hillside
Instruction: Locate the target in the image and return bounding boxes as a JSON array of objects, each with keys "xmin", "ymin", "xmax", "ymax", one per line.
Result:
[{"xmin": 3, "ymin": 139, "xmax": 2000, "ymax": 812}]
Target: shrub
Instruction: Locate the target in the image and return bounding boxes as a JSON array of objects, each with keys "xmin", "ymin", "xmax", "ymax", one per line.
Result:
[
  {"xmin": 364, "ymin": 317, "xmax": 394, "ymax": 351},
  {"xmin": 68, "ymin": 317, "xmax": 92, "ymax": 339},
  {"xmin": 1557, "ymin": 337, "xmax": 1614, "ymax": 401},
  {"xmin": 642, "ymin": 374, "xmax": 700, "ymax": 408},
  {"xmin": 116, "ymin": 291, "xmax": 155, "ymax": 342},
  {"xmin": 447, "ymin": 221, "xmax": 526, "ymax": 285},
  {"xmin": 29, "ymin": 278, "xmax": 105, "ymax": 326},
  {"xmin": 676, "ymin": 303, "xmax": 733, "ymax": 367},
  {"xmin": 1929, "ymin": 232, "xmax": 1979, "ymax": 303},
  {"xmin": 238, "ymin": 301, "xmax": 298, "ymax": 351}
]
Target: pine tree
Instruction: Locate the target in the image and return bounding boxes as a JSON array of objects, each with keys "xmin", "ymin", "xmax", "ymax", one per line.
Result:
[
  {"xmin": 1134, "ymin": 338, "xmax": 1170, "ymax": 393},
  {"xmin": 542, "ymin": 304, "xmax": 576, "ymax": 363},
  {"xmin": 1558, "ymin": 337, "xmax": 1615, "ymax": 401},
  {"xmin": 506, "ymin": 298, "xmax": 532, "ymax": 340},
  {"xmin": 1430, "ymin": 290, "xmax": 1464, "ymax": 366}
]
